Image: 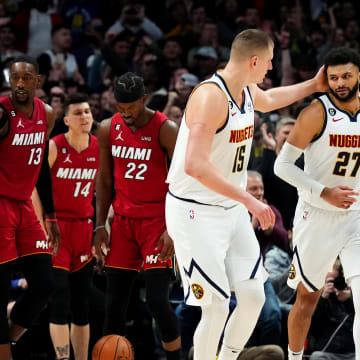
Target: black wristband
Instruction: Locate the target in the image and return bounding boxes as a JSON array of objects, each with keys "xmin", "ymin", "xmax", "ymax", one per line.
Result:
[
  {"xmin": 0, "ymin": 104, "xmax": 9, "ymax": 128},
  {"xmin": 36, "ymin": 141, "xmax": 56, "ymax": 215}
]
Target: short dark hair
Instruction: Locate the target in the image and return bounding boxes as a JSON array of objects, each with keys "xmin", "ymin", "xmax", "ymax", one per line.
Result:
[
  {"xmin": 64, "ymin": 93, "xmax": 89, "ymax": 114},
  {"xmin": 113, "ymin": 72, "xmax": 145, "ymax": 103},
  {"xmin": 51, "ymin": 23, "xmax": 71, "ymax": 37},
  {"xmin": 9, "ymin": 55, "xmax": 39, "ymax": 73},
  {"xmin": 324, "ymin": 47, "xmax": 360, "ymax": 73}
]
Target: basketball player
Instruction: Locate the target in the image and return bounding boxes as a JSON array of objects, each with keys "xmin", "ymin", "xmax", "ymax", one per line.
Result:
[
  {"xmin": 274, "ymin": 47, "xmax": 360, "ymax": 360},
  {"xmin": 48, "ymin": 93, "xmax": 98, "ymax": 360},
  {"xmin": 0, "ymin": 55, "xmax": 61, "ymax": 360},
  {"xmin": 94, "ymin": 72, "xmax": 181, "ymax": 359},
  {"xmin": 165, "ymin": 29, "xmax": 328, "ymax": 360}
]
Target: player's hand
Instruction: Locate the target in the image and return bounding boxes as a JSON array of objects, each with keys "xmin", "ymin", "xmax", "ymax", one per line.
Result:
[
  {"xmin": 320, "ymin": 186, "xmax": 359, "ymax": 209},
  {"xmin": 246, "ymin": 197, "xmax": 275, "ymax": 230},
  {"xmin": 46, "ymin": 221, "xmax": 61, "ymax": 256},
  {"xmin": 313, "ymin": 65, "xmax": 329, "ymax": 93},
  {"xmin": 93, "ymin": 227, "xmax": 110, "ymax": 263},
  {"xmin": 156, "ymin": 230, "xmax": 175, "ymax": 262}
]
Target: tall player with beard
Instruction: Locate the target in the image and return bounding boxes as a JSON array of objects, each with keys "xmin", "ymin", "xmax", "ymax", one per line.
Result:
[
  {"xmin": 94, "ymin": 72, "xmax": 182, "ymax": 359},
  {"xmin": 48, "ymin": 93, "xmax": 99, "ymax": 360},
  {"xmin": 0, "ymin": 56, "xmax": 61, "ymax": 360},
  {"xmin": 275, "ymin": 47, "xmax": 360, "ymax": 360}
]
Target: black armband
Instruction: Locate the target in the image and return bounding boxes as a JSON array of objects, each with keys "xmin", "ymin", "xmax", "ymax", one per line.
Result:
[
  {"xmin": 0, "ymin": 103, "xmax": 10, "ymax": 137},
  {"xmin": 36, "ymin": 140, "xmax": 56, "ymax": 215},
  {"xmin": 0, "ymin": 108, "xmax": 8, "ymax": 128}
]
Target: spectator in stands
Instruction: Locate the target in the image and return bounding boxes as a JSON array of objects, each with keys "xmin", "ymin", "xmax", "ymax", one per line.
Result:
[
  {"xmin": 106, "ymin": 1, "xmax": 163, "ymax": 43},
  {"xmin": 308, "ymin": 263, "xmax": 355, "ymax": 360},
  {"xmin": 38, "ymin": 23, "xmax": 84, "ymax": 85},
  {"xmin": 254, "ymin": 117, "xmax": 298, "ymax": 230}
]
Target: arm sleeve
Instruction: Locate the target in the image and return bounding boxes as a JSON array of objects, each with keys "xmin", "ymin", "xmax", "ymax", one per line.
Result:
[
  {"xmin": 274, "ymin": 141, "xmax": 325, "ymax": 198},
  {"xmin": 35, "ymin": 140, "xmax": 55, "ymax": 216}
]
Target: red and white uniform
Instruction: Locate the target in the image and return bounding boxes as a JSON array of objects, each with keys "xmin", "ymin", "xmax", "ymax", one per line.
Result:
[
  {"xmin": 51, "ymin": 134, "xmax": 99, "ymax": 271},
  {"xmin": 106, "ymin": 111, "xmax": 172, "ymax": 270},
  {"xmin": 0, "ymin": 96, "xmax": 49, "ymax": 264}
]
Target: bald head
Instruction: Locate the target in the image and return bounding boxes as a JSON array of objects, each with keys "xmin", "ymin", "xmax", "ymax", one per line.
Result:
[{"xmin": 230, "ymin": 29, "xmax": 274, "ymax": 61}]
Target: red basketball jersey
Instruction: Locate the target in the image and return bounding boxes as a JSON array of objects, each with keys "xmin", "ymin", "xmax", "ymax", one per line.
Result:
[
  {"xmin": 51, "ymin": 134, "xmax": 99, "ymax": 218},
  {"xmin": 110, "ymin": 111, "xmax": 169, "ymax": 218},
  {"xmin": 0, "ymin": 96, "xmax": 47, "ymax": 200}
]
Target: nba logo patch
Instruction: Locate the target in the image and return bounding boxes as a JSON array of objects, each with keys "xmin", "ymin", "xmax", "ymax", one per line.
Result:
[
  {"xmin": 61, "ymin": 147, "xmax": 67, "ymax": 154},
  {"xmin": 303, "ymin": 210, "xmax": 309, "ymax": 220},
  {"xmin": 115, "ymin": 124, "xmax": 121, "ymax": 131},
  {"xmin": 189, "ymin": 210, "xmax": 195, "ymax": 220}
]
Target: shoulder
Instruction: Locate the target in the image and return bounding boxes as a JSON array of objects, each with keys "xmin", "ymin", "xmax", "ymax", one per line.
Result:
[
  {"xmin": 96, "ymin": 118, "xmax": 112, "ymax": 146},
  {"xmin": 187, "ymin": 83, "xmax": 228, "ymax": 113},
  {"xmin": 298, "ymin": 99, "xmax": 325, "ymax": 121},
  {"xmin": 44, "ymin": 102, "xmax": 55, "ymax": 120},
  {"xmin": 159, "ymin": 118, "xmax": 179, "ymax": 137}
]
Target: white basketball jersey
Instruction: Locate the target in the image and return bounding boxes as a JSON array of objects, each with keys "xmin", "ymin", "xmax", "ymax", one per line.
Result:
[
  {"xmin": 300, "ymin": 93, "xmax": 360, "ymax": 211},
  {"xmin": 167, "ymin": 72, "xmax": 254, "ymax": 207}
]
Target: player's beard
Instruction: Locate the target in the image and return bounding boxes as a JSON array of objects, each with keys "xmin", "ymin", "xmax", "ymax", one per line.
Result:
[
  {"xmin": 13, "ymin": 91, "xmax": 30, "ymax": 105},
  {"xmin": 329, "ymin": 82, "xmax": 359, "ymax": 102}
]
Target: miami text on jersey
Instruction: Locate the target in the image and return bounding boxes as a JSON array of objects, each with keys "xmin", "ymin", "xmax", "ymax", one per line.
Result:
[
  {"xmin": 111, "ymin": 145, "xmax": 152, "ymax": 160},
  {"xmin": 11, "ymin": 132, "xmax": 45, "ymax": 146},
  {"xmin": 56, "ymin": 168, "xmax": 97, "ymax": 180}
]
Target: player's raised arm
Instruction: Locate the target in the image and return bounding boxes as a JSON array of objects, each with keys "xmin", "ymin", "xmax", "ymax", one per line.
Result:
[{"xmin": 250, "ymin": 65, "xmax": 329, "ymax": 113}]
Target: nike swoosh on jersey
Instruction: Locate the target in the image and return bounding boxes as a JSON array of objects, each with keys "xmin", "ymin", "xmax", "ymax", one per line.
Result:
[{"xmin": 333, "ymin": 117, "xmax": 344, "ymax": 122}]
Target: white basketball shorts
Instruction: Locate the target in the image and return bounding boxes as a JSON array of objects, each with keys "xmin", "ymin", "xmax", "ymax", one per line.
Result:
[
  {"xmin": 288, "ymin": 200, "xmax": 360, "ymax": 292},
  {"xmin": 165, "ymin": 193, "xmax": 266, "ymax": 306}
]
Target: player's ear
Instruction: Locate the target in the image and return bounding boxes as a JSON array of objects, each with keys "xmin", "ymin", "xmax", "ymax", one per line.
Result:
[
  {"xmin": 36, "ymin": 74, "xmax": 42, "ymax": 88},
  {"xmin": 250, "ymin": 55, "xmax": 258, "ymax": 69},
  {"xmin": 63, "ymin": 115, "xmax": 70, "ymax": 126}
]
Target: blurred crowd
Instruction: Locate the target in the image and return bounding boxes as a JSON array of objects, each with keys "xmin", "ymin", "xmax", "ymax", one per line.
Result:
[{"xmin": 2, "ymin": 0, "xmax": 360, "ymax": 359}]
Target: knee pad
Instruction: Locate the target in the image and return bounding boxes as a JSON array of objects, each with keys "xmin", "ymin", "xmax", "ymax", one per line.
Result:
[
  {"xmin": 145, "ymin": 269, "xmax": 180, "ymax": 342},
  {"xmin": 49, "ymin": 269, "xmax": 70, "ymax": 325},
  {"xmin": 0, "ymin": 262, "xmax": 12, "ymax": 343},
  {"xmin": 70, "ymin": 264, "xmax": 93, "ymax": 326},
  {"xmin": 103, "ymin": 268, "xmax": 138, "ymax": 335},
  {"xmin": 11, "ymin": 255, "xmax": 56, "ymax": 328}
]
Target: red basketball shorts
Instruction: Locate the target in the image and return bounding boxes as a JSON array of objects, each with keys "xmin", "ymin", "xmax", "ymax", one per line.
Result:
[
  {"xmin": 105, "ymin": 215, "xmax": 172, "ymax": 271},
  {"xmin": 0, "ymin": 196, "xmax": 49, "ymax": 264},
  {"xmin": 52, "ymin": 218, "xmax": 93, "ymax": 272}
]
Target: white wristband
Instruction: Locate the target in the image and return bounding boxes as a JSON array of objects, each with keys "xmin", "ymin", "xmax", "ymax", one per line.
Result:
[
  {"xmin": 274, "ymin": 142, "xmax": 325, "ymax": 198},
  {"xmin": 94, "ymin": 225, "xmax": 106, "ymax": 232}
]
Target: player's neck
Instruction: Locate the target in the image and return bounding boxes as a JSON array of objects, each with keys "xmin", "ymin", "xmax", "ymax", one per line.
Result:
[
  {"xmin": 219, "ymin": 66, "xmax": 248, "ymax": 102},
  {"xmin": 64, "ymin": 132, "xmax": 90, "ymax": 153},
  {"xmin": 127, "ymin": 108, "xmax": 155, "ymax": 133},
  {"xmin": 331, "ymin": 93, "xmax": 360, "ymax": 116},
  {"xmin": 11, "ymin": 96, "xmax": 34, "ymax": 118}
]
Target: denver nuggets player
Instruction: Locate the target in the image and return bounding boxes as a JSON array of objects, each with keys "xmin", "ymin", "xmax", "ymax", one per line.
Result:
[
  {"xmin": 275, "ymin": 47, "xmax": 360, "ymax": 360},
  {"xmin": 166, "ymin": 29, "xmax": 328, "ymax": 360}
]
